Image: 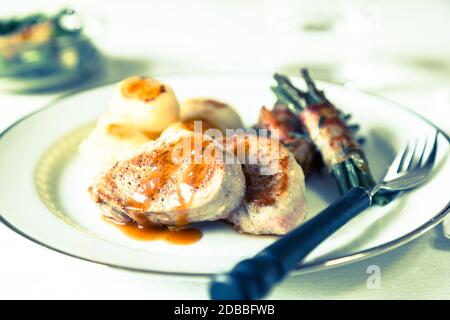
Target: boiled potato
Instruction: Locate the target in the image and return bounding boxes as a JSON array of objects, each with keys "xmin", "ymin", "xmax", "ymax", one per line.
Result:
[
  {"xmin": 109, "ymin": 76, "xmax": 180, "ymax": 134},
  {"xmin": 180, "ymin": 98, "xmax": 243, "ymax": 133},
  {"xmin": 161, "ymin": 119, "xmax": 217, "ymax": 138},
  {"xmin": 79, "ymin": 115, "xmax": 152, "ymax": 170}
]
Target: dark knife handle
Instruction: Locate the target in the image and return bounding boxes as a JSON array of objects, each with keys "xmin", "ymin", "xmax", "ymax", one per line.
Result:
[{"xmin": 209, "ymin": 187, "xmax": 372, "ymax": 300}]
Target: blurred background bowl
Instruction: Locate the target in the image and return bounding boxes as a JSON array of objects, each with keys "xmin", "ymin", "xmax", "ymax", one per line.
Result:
[{"xmin": 0, "ymin": 7, "xmax": 105, "ymax": 92}]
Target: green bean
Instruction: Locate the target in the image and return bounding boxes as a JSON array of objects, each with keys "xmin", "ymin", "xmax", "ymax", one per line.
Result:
[
  {"xmin": 372, "ymin": 193, "xmax": 391, "ymax": 206},
  {"xmin": 343, "ymin": 114, "xmax": 352, "ymax": 121},
  {"xmin": 344, "ymin": 159, "xmax": 360, "ymax": 188},
  {"xmin": 270, "ymin": 86, "xmax": 300, "ymax": 114},
  {"xmin": 332, "ymin": 163, "xmax": 350, "ymax": 193},
  {"xmin": 349, "ymin": 124, "xmax": 360, "ymax": 133},
  {"xmin": 273, "ymin": 75, "xmax": 306, "ymax": 109},
  {"xmin": 350, "ymin": 155, "xmax": 391, "ymax": 206},
  {"xmin": 271, "ymin": 70, "xmax": 394, "ymax": 206}
]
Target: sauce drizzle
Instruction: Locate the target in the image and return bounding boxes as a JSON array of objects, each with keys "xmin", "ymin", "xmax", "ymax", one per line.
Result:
[
  {"xmin": 104, "ymin": 217, "xmax": 202, "ymax": 245},
  {"xmin": 123, "ymin": 134, "xmax": 217, "ymax": 225}
]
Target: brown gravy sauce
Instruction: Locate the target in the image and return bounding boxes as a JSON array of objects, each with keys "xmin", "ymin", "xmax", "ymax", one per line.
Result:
[
  {"xmin": 107, "ymin": 134, "xmax": 219, "ymax": 245},
  {"xmin": 104, "ymin": 216, "xmax": 202, "ymax": 245},
  {"xmin": 124, "ymin": 136, "xmax": 216, "ymax": 218}
]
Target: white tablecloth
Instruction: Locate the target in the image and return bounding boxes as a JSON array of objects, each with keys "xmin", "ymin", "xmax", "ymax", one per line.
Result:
[{"xmin": 1, "ymin": 0, "xmax": 449, "ymax": 299}]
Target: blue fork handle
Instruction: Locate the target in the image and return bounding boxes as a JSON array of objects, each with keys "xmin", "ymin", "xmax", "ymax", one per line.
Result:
[{"xmin": 209, "ymin": 187, "xmax": 372, "ymax": 300}]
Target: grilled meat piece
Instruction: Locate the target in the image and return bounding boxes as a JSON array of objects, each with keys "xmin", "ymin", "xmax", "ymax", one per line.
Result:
[
  {"xmin": 224, "ymin": 134, "xmax": 308, "ymax": 235},
  {"xmin": 258, "ymin": 106, "xmax": 317, "ymax": 175},
  {"xmin": 88, "ymin": 131, "xmax": 245, "ymax": 227}
]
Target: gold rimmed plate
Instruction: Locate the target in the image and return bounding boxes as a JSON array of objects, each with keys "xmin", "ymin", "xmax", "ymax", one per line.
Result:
[{"xmin": 0, "ymin": 72, "xmax": 449, "ymax": 275}]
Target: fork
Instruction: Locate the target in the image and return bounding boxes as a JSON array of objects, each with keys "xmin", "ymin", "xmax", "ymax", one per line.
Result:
[{"xmin": 209, "ymin": 131, "xmax": 439, "ymax": 300}]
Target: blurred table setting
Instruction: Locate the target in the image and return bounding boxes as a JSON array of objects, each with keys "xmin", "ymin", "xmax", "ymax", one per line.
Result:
[{"xmin": 0, "ymin": 0, "xmax": 449, "ymax": 299}]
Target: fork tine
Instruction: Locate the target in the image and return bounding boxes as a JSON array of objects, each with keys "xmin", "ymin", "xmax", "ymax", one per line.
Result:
[
  {"xmin": 383, "ymin": 143, "xmax": 407, "ymax": 178},
  {"xmin": 397, "ymin": 141, "xmax": 412, "ymax": 173},
  {"xmin": 385, "ymin": 131, "xmax": 438, "ymax": 181},
  {"xmin": 407, "ymin": 139, "xmax": 420, "ymax": 170},
  {"xmin": 422, "ymin": 131, "xmax": 439, "ymax": 169},
  {"xmin": 379, "ymin": 130, "xmax": 439, "ymax": 194},
  {"xmin": 415, "ymin": 137, "xmax": 427, "ymax": 169}
]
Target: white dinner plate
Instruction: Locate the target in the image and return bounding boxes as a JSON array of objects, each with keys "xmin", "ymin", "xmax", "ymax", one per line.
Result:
[{"xmin": 0, "ymin": 72, "xmax": 449, "ymax": 275}]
